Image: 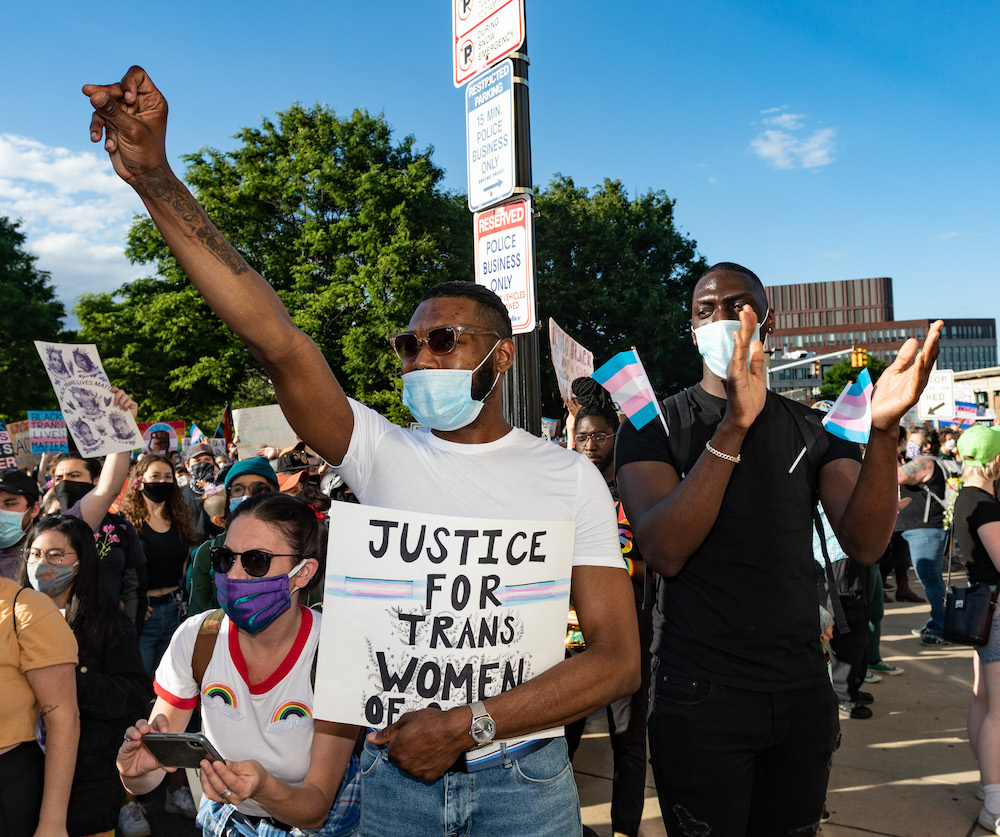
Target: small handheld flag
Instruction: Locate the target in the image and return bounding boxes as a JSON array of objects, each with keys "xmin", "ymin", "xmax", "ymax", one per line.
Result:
[
  {"xmin": 591, "ymin": 348, "xmax": 667, "ymax": 433},
  {"xmin": 189, "ymin": 424, "xmax": 206, "ymax": 446},
  {"xmin": 822, "ymin": 368, "xmax": 873, "ymax": 443}
]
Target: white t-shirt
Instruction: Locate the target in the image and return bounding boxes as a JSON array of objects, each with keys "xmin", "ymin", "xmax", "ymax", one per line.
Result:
[
  {"xmin": 154, "ymin": 607, "xmax": 321, "ymax": 817},
  {"xmin": 336, "ymin": 399, "xmax": 623, "ymax": 570}
]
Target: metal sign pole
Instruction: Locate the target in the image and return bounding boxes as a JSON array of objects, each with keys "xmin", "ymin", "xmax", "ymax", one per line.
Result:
[{"xmin": 502, "ymin": 30, "xmax": 541, "ymax": 435}]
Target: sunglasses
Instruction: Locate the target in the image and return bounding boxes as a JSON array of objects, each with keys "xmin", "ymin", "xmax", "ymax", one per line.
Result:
[
  {"xmin": 388, "ymin": 325, "xmax": 500, "ymax": 360},
  {"xmin": 209, "ymin": 546, "xmax": 302, "ymax": 578}
]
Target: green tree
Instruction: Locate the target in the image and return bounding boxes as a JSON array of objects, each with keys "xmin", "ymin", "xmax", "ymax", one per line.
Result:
[
  {"xmin": 77, "ymin": 104, "xmax": 472, "ymax": 427},
  {"xmin": 0, "ymin": 216, "xmax": 67, "ymax": 422},
  {"xmin": 819, "ymin": 356, "xmax": 887, "ymax": 401},
  {"xmin": 534, "ymin": 176, "xmax": 707, "ymax": 418}
]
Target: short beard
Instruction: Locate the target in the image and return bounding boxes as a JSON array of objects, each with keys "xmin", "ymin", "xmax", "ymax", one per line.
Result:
[{"xmin": 471, "ymin": 357, "xmax": 498, "ymax": 403}]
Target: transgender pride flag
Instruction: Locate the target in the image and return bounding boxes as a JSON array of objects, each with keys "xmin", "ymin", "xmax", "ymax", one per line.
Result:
[
  {"xmin": 822, "ymin": 368, "xmax": 873, "ymax": 444},
  {"xmin": 591, "ymin": 348, "xmax": 666, "ymax": 432}
]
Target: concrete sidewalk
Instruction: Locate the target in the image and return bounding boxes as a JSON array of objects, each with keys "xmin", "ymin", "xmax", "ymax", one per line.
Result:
[{"xmin": 575, "ymin": 579, "xmax": 990, "ymax": 837}]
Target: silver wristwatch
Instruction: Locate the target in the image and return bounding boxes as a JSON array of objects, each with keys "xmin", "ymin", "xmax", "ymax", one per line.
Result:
[{"xmin": 469, "ymin": 701, "xmax": 497, "ymax": 746}]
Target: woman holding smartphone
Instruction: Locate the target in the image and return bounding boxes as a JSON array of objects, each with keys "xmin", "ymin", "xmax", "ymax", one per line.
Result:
[
  {"xmin": 18, "ymin": 514, "xmax": 148, "ymax": 837},
  {"xmin": 117, "ymin": 494, "xmax": 359, "ymax": 836}
]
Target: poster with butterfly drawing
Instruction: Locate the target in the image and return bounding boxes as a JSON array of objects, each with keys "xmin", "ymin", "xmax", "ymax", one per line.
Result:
[{"xmin": 34, "ymin": 341, "xmax": 143, "ymax": 457}]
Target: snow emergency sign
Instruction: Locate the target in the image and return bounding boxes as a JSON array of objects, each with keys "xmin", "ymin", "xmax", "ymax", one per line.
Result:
[{"xmin": 475, "ymin": 196, "xmax": 534, "ymax": 334}]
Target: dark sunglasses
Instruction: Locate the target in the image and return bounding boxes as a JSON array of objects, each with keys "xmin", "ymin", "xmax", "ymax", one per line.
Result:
[
  {"xmin": 209, "ymin": 546, "xmax": 302, "ymax": 578},
  {"xmin": 388, "ymin": 324, "xmax": 500, "ymax": 360}
]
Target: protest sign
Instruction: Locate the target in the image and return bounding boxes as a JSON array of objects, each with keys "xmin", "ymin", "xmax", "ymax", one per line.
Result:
[
  {"xmin": 314, "ymin": 502, "xmax": 574, "ymax": 739},
  {"xmin": 0, "ymin": 421, "xmax": 17, "ymax": 469},
  {"xmin": 6, "ymin": 421, "xmax": 39, "ymax": 470},
  {"xmin": 232, "ymin": 404, "xmax": 297, "ymax": 461},
  {"xmin": 548, "ymin": 319, "xmax": 594, "ymax": 403},
  {"xmin": 28, "ymin": 410, "xmax": 68, "ymax": 453},
  {"xmin": 34, "ymin": 341, "xmax": 143, "ymax": 458},
  {"xmin": 138, "ymin": 421, "xmax": 186, "ymax": 455}
]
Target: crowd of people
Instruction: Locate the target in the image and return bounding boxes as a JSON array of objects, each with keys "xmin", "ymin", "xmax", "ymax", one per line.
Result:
[{"xmin": 2, "ymin": 62, "xmax": 996, "ymax": 837}]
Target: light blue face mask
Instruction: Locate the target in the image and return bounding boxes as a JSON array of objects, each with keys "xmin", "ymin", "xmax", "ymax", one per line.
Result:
[
  {"xmin": 229, "ymin": 495, "xmax": 248, "ymax": 514},
  {"xmin": 0, "ymin": 508, "xmax": 28, "ymax": 549},
  {"xmin": 693, "ymin": 309, "xmax": 769, "ymax": 379},
  {"xmin": 402, "ymin": 340, "xmax": 502, "ymax": 431}
]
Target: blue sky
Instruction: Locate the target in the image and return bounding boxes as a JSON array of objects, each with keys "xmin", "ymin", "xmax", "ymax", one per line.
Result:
[{"xmin": 2, "ymin": 1, "xmax": 997, "ymax": 336}]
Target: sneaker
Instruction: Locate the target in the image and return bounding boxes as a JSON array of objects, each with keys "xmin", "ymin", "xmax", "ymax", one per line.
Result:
[
  {"xmin": 911, "ymin": 627, "xmax": 930, "ymax": 638},
  {"xmin": 854, "ymin": 690, "xmax": 875, "ymax": 704},
  {"xmin": 921, "ymin": 634, "xmax": 948, "ymax": 647},
  {"xmin": 864, "ymin": 670, "xmax": 882, "ymax": 684},
  {"xmin": 978, "ymin": 806, "xmax": 1000, "ymax": 835},
  {"xmin": 838, "ymin": 701, "xmax": 873, "ymax": 720},
  {"xmin": 820, "ymin": 809, "xmax": 831, "ymax": 823},
  {"xmin": 869, "ymin": 661, "xmax": 904, "ymax": 676},
  {"xmin": 118, "ymin": 801, "xmax": 151, "ymax": 837},
  {"xmin": 165, "ymin": 785, "xmax": 199, "ymax": 818}
]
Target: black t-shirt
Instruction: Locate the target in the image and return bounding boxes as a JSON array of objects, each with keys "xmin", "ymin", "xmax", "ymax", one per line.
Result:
[
  {"xmin": 896, "ymin": 457, "xmax": 947, "ymax": 531},
  {"xmin": 615, "ymin": 385, "xmax": 862, "ymax": 692},
  {"xmin": 138, "ymin": 523, "xmax": 189, "ymax": 590},
  {"xmin": 953, "ymin": 487, "xmax": 1000, "ymax": 585}
]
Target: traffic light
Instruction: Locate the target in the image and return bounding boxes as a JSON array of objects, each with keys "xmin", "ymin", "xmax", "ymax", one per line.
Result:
[
  {"xmin": 812, "ymin": 361, "xmax": 821, "ymax": 376},
  {"xmin": 851, "ymin": 348, "xmax": 868, "ymax": 367}
]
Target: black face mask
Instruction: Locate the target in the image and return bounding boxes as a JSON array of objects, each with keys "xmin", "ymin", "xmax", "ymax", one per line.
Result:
[
  {"xmin": 54, "ymin": 480, "xmax": 95, "ymax": 510},
  {"xmin": 307, "ymin": 474, "xmax": 322, "ymax": 486},
  {"xmin": 190, "ymin": 461, "xmax": 216, "ymax": 489},
  {"xmin": 141, "ymin": 482, "xmax": 177, "ymax": 504}
]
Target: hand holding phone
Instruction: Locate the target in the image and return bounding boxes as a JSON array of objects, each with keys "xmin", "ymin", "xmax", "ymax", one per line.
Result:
[{"xmin": 141, "ymin": 732, "xmax": 225, "ymax": 769}]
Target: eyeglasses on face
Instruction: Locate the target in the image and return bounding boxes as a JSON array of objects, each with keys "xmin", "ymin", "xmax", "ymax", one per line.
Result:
[
  {"xmin": 575, "ymin": 432, "xmax": 616, "ymax": 445},
  {"xmin": 25, "ymin": 548, "xmax": 77, "ymax": 565},
  {"xmin": 229, "ymin": 481, "xmax": 275, "ymax": 499},
  {"xmin": 209, "ymin": 546, "xmax": 302, "ymax": 578},
  {"xmin": 388, "ymin": 325, "xmax": 500, "ymax": 361}
]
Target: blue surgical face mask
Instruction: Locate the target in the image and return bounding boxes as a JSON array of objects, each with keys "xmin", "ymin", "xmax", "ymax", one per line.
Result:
[
  {"xmin": 693, "ymin": 309, "xmax": 769, "ymax": 379},
  {"xmin": 229, "ymin": 495, "xmax": 248, "ymax": 514},
  {"xmin": 0, "ymin": 508, "xmax": 29, "ymax": 549},
  {"xmin": 402, "ymin": 340, "xmax": 502, "ymax": 431}
]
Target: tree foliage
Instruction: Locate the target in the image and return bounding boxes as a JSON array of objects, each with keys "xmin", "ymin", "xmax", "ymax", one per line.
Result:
[
  {"xmin": 0, "ymin": 216, "xmax": 66, "ymax": 422},
  {"xmin": 534, "ymin": 176, "xmax": 707, "ymax": 418},
  {"xmin": 76, "ymin": 104, "xmax": 472, "ymax": 427},
  {"xmin": 819, "ymin": 356, "xmax": 887, "ymax": 401}
]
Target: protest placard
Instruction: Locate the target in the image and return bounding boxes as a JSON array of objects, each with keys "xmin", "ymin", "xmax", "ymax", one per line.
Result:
[
  {"xmin": 34, "ymin": 341, "xmax": 143, "ymax": 457},
  {"xmin": 232, "ymin": 404, "xmax": 297, "ymax": 460},
  {"xmin": 313, "ymin": 502, "xmax": 574, "ymax": 742},
  {"xmin": 6, "ymin": 421, "xmax": 39, "ymax": 470},
  {"xmin": 0, "ymin": 421, "xmax": 17, "ymax": 469},
  {"xmin": 549, "ymin": 319, "xmax": 594, "ymax": 403},
  {"xmin": 138, "ymin": 421, "xmax": 186, "ymax": 455},
  {"xmin": 28, "ymin": 410, "xmax": 68, "ymax": 453}
]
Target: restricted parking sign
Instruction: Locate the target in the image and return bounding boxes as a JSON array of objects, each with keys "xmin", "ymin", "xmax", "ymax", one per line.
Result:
[
  {"xmin": 466, "ymin": 60, "xmax": 515, "ymax": 212},
  {"xmin": 475, "ymin": 196, "xmax": 534, "ymax": 334}
]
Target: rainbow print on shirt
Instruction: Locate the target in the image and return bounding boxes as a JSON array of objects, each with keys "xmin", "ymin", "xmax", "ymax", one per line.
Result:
[{"xmin": 267, "ymin": 701, "xmax": 314, "ymax": 734}]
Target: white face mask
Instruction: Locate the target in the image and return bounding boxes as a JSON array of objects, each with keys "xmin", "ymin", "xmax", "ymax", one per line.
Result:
[{"xmin": 693, "ymin": 309, "xmax": 769, "ymax": 379}]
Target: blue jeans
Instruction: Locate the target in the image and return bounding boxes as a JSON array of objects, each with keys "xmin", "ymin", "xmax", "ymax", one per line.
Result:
[
  {"xmin": 140, "ymin": 596, "xmax": 181, "ymax": 676},
  {"xmin": 358, "ymin": 737, "xmax": 581, "ymax": 837},
  {"xmin": 647, "ymin": 659, "xmax": 838, "ymax": 836},
  {"xmin": 902, "ymin": 528, "xmax": 948, "ymax": 637}
]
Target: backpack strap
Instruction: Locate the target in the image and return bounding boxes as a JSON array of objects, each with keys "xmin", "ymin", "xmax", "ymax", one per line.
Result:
[
  {"xmin": 661, "ymin": 391, "xmax": 694, "ymax": 478},
  {"xmin": 191, "ymin": 608, "xmax": 226, "ymax": 690},
  {"xmin": 11, "ymin": 587, "xmax": 26, "ymax": 638}
]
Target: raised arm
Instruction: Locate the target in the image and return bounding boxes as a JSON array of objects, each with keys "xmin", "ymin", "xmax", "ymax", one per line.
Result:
[
  {"xmin": 821, "ymin": 322, "xmax": 943, "ymax": 565},
  {"xmin": 83, "ymin": 67, "xmax": 354, "ymax": 465},
  {"xmin": 77, "ymin": 388, "xmax": 136, "ymax": 530},
  {"xmin": 618, "ymin": 306, "xmax": 766, "ymax": 576}
]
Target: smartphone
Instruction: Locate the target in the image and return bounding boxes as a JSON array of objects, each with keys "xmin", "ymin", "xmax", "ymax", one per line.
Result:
[{"xmin": 141, "ymin": 732, "xmax": 224, "ymax": 769}]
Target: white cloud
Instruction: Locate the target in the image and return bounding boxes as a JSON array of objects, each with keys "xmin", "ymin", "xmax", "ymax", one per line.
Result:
[
  {"xmin": 750, "ymin": 109, "xmax": 836, "ymax": 170},
  {"xmin": 939, "ymin": 231, "xmax": 960, "ymax": 240},
  {"xmin": 0, "ymin": 133, "xmax": 147, "ymax": 310},
  {"xmin": 820, "ymin": 250, "xmax": 849, "ymax": 260}
]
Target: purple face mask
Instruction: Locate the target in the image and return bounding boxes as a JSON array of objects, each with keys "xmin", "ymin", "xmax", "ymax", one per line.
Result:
[{"xmin": 214, "ymin": 559, "xmax": 308, "ymax": 635}]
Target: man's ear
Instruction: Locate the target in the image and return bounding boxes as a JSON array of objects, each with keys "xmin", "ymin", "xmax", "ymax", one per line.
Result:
[{"xmin": 494, "ymin": 337, "xmax": 516, "ymax": 374}]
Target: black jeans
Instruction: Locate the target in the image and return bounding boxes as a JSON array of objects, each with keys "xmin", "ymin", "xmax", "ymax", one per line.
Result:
[
  {"xmin": 0, "ymin": 741, "xmax": 43, "ymax": 837},
  {"xmin": 648, "ymin": 659, "xmax": 838, "ymax": 836}
]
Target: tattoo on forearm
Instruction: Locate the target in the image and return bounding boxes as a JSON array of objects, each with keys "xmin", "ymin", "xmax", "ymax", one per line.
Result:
[
  {"xmin": 144, "ymin": 169, "xmax": 249, "ymax": 276},
  {"xmin": 40, "ymin": 703, "xmax": 59, "ymax": 717}
]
